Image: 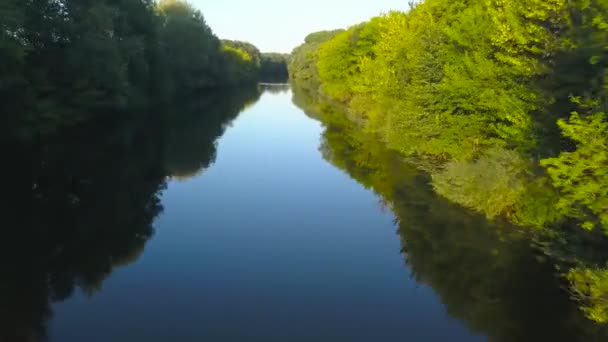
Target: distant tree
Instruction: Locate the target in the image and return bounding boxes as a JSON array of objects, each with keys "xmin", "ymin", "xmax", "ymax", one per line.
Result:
[
  {"xmin": 221, "ymin": 40, "xmax": 261, "ymax": 67},
  {"xmin": 219, "ymin": 40, "xmax": 261, "ymax": 85},
  {"xmin": 260, "ymin": 53, "xmax": 289, "ymax": 82},
  {"xmin": 288, "ymin": 29, "xmax": 343, "ymax": 91}
]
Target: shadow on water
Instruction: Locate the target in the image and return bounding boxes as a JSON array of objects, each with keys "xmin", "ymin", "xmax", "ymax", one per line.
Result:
[
  {"xmin": 291, "ymin": 83, "xmax": 608, "ymax": 342},
  {"xmin": 0, "ymin": 86, "xmax": 261, "ymax": 342}
]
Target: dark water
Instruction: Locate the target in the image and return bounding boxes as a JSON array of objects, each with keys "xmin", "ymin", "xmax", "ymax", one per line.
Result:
[{"xmin": 4, "ymin": 85, "xmax": 607, "ymax": 341}]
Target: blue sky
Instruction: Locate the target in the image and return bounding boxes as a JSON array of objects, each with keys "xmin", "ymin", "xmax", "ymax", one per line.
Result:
[{"xmin": 191, "ymin": 0, "xmax": 408, "ymax": 53}]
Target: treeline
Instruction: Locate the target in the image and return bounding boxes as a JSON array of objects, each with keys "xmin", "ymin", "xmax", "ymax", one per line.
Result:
[
  {"xmin": 222, "ymin": 40, "xmax": 290, "ymax": 83},
  {"xmin": 260, "ymin": 53, "xmax": 290, "ymax": 83},
  {"xmin": 289, "ymin": 30, "xmax": 344, "ymax": 91},
  {"xmin": 290, "ymin": 0, "xmax": 608, "ymax": 324},
  {"xmin": 0, "ymin": 0, "xmax": 288, "ymax": 139}
]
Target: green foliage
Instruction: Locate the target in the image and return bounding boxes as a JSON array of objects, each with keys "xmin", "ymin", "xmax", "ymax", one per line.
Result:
[
  {"xmin": 289, "ymin": 29, "xmax": 344, "ymax": 91},
  {"xmin": 317, "ymin": 18, "xmax": 384, "ymax": 102},
  {"xmin": 157, "ymin": 0, "xmax": 223, "ymax": 93},
  {"xmin": 224, "ymin": 45, "xmax": 252, "ymax": 62},
  {"xmin": 313, "ymin": 0, "xmax": 570, "ymax": 159},
  {"xmin": 316, "ymin": 27, "xmax": 360, "ymax": 101},
  {"xmin": 512, "ymin": 177, "xmax": 564, "ymax": 228},
  {"xmin": 568, "ymin": 267, "xmax": 608, "ymax": 323},
  {"xmin": 260, "ymin": 53, "xmax": 289, "ymax": 82},
  {"xmin": 220, "ymin": 42, "xmax": 259, "ymax": 85},
  {"xmin": 219, "ymin": 43, "xmax": 289, "ymax": 84},
  {"xmin": 221, "ymin": 40, "xmax": 262, "ymax": 65},
  {"xmin": 541, "ymin": 107, "xmax": 608, "ymax": 233},
  {"xmin": 432, "ymin": 148, "xmax": 530, "ymax": 219},
  {"xmin": 1, "ymin": 0, "xmax": 268, "ymax": 139},
  {"xmin": 290, "ymin": 0, "xmax": 608, "ymax": 230}
]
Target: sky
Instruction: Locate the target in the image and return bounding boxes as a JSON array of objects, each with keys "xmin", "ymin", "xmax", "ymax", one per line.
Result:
[{"xmin": 191, "ymin": 0, "xmax": 409, "ymax": 53}]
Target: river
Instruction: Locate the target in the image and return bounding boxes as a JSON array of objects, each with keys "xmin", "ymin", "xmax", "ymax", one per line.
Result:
[{"xmin": 6, "ymin": 85, "xmax": 606, "ymax": 341}]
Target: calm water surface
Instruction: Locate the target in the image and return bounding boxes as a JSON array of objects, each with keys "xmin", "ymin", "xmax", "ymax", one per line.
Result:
[
  {"xmin": 48, "ymin": 86, "xmax": 479, "ymax": 341},
  {"xmin": 9, "ymin": 85, "xmax": 604, "ymax": 341}
]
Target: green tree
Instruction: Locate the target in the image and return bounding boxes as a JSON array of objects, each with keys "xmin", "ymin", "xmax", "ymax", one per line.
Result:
[
  {"xmin": 541, "ymin": 108, "xmax": 608, "ymax": 233},
  {"xmin": 220, "ymin": 40, "xmax": 261, "ymax": 85},
  {"xmin": 157, "ymin": 0, "xmax": 222, "ymax": 93},
  {"xmin": 260, "ymin": 53, "xmax": 290, "ymax": 82},
  {"xmin": 289, "ymin": 29, "xmax": 344, "ymax": 91}
]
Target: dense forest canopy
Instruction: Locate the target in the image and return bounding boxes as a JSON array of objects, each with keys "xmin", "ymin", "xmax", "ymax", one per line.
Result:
[
  {"xmin": 0, "ymin": 0, "xmax": 288, "ymax": 140},
  {"xmin": 289, "ymin": 0, "xmax": 608, "ymax": 325}
]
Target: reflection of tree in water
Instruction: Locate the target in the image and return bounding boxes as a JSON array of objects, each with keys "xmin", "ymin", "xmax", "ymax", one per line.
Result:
[
  {"xmin": 291, "ymin": 82, "xmax": 324, "ymax": 121},
  {"xmin": 394, "ymin": 183, "xmax": 608, "ymax": 342},
  {"xmin": 0, "ymin": 86, "xmax": 260, "ymax": 341},
  {"xmin": 164, "ymin": 86, "xmax": 262, "ymax": 180},
  {"xmin": 1, "ymin": 115, "xmax": 166, "ymax": 341},
  {"xmin": 292, "ymin": 89, "xmax": 608, "ymax": 342}
]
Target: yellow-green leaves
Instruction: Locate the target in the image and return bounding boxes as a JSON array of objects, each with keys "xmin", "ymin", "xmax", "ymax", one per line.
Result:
[
  {"xmin": 541, "ymin": 110, "xmax": 608, "ymax": 232},
  {"xmin": 568, "ymin": 267, "xmax": 608, "ymax": 323},
  {"xmin": 432, "ymin": 148, "xmax": 530, "ymax": 218},
  {"xmin": 486, "ymin": 0, "xmax": 568, "ymax": 75},
  {"xmin": 222, "ymin": 45, "xmax": 252, "ymax": 62}
]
